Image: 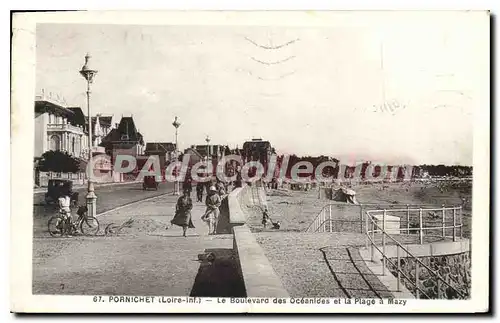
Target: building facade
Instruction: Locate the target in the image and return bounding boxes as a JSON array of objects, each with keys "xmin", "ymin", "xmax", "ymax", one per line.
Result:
[
  {"xmin": 242, "ymin": 138, "xmax": 274, "ymax": 174},
  {"xmin": 35, "ymin": 92, "xmax": 116, "ymax": 159},
  {"xmin": 87, "ymin": 114, "xmax": 114, "ymax": 148},
  {"xmin": 34, "ymin": 91, "xmax": 117, "ymax": 185},
  {"xmin": 35, "ymin": 93, "xmax": 87, "ymax": 159}
]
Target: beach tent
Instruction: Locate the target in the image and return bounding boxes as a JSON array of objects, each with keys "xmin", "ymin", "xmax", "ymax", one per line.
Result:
[{"xmin": 332, "ymin": 187, "xmax": 359, "ymax": 204}]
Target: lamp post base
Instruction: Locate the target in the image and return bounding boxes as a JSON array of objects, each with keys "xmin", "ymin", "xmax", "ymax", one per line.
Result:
[{"xmin": 86, "ymin": 182, "xmax": 97, "ymax": 218}]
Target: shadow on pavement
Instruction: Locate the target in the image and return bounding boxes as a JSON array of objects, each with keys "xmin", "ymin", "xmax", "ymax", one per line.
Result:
[
  {"xmin": 216, "ymin": 197, "xmax": 231, "ymax": 234},
  {"xmin": 189, "ymin": 248, "xmax": 246, "ymax": 297}
]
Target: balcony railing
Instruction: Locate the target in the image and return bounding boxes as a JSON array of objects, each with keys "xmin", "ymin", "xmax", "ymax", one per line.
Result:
[{"xmin": 47, "ymin": 123, "xmax": 84, "ymax": 134}]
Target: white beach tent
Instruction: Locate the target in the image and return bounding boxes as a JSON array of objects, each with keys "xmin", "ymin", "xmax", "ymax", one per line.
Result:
[{"xmin": 332, "ymin": 187, "xmax": 359, "ymax": 204}]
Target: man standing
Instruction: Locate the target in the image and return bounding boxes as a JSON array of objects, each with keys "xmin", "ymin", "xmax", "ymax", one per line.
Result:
[
  {"xmin": 196, "ymin": 182, "xmax": 204, "ymax": 202},
  {"xmin": 57, "ymin": 194, "xmax": 72, "ymax": 236}
]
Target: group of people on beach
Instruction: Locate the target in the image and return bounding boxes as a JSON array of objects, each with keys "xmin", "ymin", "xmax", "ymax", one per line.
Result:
[{"xmin": 169, "ymin": 176, "xmax": 230, "ymax": 237}]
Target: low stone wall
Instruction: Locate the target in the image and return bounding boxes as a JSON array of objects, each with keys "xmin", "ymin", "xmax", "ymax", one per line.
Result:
[
  {"xmin": 387, "ymin": 252, "xmax": 471, "ymax": 299},
  {"xmin": 232, "ymin": 225, "xmax": 289, "ymax": 297},
  {"xmin": 228, "ymin": 186, "xmax": 246, "ymax": 227},
  {"xmin": 229, "ymin": 185, "xmax": 289, "ymax": 297}
]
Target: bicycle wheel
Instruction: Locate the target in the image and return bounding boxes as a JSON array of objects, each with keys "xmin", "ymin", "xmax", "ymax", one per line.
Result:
[
  {"xmin": 48, "ymin": 216, "xmax": 65, "ymax": 237},
  {"xmin": 80, "ymin": 216, "xmax": 100, "ymax": 235}
]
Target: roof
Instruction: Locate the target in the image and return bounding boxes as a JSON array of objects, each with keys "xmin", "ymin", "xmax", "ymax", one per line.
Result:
[
  {"xmin": 35, "ymin": 100, "xmax": 74, "ymax": 118},
  {"xmin": 184, "ymin": 147, "xmax": 203, "ymax": 160},
  {"xmin": 98, "ymin": 116, "xmax": 113, "ymax": 128},
  {"xmin": 243, "ymin": 140, "xmax": 272, "ymax": 151},
  {"xmin": 118, "ymin": 117, "xmax": 138, "ymax": 140},
  {"xmin": 100, "ymin": 117, "xmax": 144, "ymax": 145},
  {"xmin": 67, "ymin": 107, "xmax": 86, "ymax": 127},
  {"xmin": 145, "ymin": 142, "xmax": 176, "ymax": 153},
  {"xmin": 85, "ymin": 115, "xmax": 113, "ymax": 128},
  {"xmin": 100, "ymin": 129, "xmax": 117, "ymax": 145}
]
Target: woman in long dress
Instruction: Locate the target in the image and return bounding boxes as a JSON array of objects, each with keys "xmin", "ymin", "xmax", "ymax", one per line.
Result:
[
  {"xmin": 170, "ymin": 188, "xmax": 195, "ymax": 237},
  {"xmin": 201, "ymin": 186, "xmax": 222, "ymax": 235}
]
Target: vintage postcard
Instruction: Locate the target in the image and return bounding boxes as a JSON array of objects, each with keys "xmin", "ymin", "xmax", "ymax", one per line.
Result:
[{"xmin": 11, "ymin": 10, "xmax": 490, "ymax": 313}]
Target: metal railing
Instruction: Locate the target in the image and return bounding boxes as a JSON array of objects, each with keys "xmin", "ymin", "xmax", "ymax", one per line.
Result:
[
  {"xmin": 365, "ymin": 206, "xmax": 467, "ymax": 299},
  {"xmin": 305, "ymin": 203, "xmax": 446, "ymax": 234},
  {"xmin": 305, "ymin": 203, "xmax": 352, "ymax": 233},
  {"xmin": 249, "ymin": 180, "xmax": 266, "ymax": 210}
]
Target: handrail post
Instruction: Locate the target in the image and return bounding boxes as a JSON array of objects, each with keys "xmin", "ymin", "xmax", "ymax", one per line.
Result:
[
  {"xmin": 415, "ymin": 260, "xmax": 420, "ymax": 298},
  {"xmin": 317, "ymin": 210, "xmax": 320, "ymax": 232},
  {"xmin": 318, "ymin": 210, "xmax": 321, "ymax": 232},
  {"xmin": 382, "ymin": 209, "xmax": 386, "ymax": 275},
  {"xmin": 406, "ymin": 204, "xmax": 410, "ymax": 235},
  {"xmin": 370, "ymin": 219, "xmax": 375, "ymax": 262},
  {"xmin": 321, "ymin": 209, "xmax": 324, "ymax": 233},
  {"xmin": 419, "ymin": 208, "xmax": 423, "ymax": 244},
  {"xmin": 364, "ymin": 208, "xmax": 369, "ymax": 249},
  {"xmin": 324, "ymin": 208, "xmax": 327, "ymax": 233},
  {"xmin": 329, "ymin": 205, "xmax": 332, "ymax": 233},
  {"xmin": 453, "ymin": 208, "xmax": 457, "ymax": 242},
  {"xmin": 396, "ymin": 245, "xmax": 401, "ymax": 292},
  {"xmin": 359, "ymin": 205, "xmax": 363, "ymax": 233},
  {"xmin": 441, "ymin": 204, "xmax": 446, "ymax": 238},
  {"xmin": 460, "ymin": 206, "xmax": 463, "ymax": 239},
  {"xmin": 318, "ymin": 209, "xmax": 321, "ymax": 232}
]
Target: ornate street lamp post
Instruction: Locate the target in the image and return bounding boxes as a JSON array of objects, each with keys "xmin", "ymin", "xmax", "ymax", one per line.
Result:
[
  {"xmin": 80, "ymin": 53, "xmax": 98, "ymax": 218},
  {"xmin": 172, "ymin": 116, "xmax": 181, "ymax": 195},
  {"xmin": 205, "ymin": 135, "xmax": 214, "ymax": 182}
]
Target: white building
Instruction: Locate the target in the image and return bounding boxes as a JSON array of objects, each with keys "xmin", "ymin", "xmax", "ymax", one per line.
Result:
[
  {"xmin": 35, "ymin": 92, "xmax": 87, "ymax": 158},
  {"xmin": 34, "ymin": 90, "xmax": 114, "ymax": 159}
]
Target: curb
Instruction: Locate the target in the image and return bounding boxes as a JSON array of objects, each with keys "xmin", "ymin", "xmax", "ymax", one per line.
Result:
[
  {"xmin": 96, "ymin": 191, "xmax": 174, "ymax": 217},
  {"xmin": 34, "ymin": 181, "xmax": 142, "ymax": 194}
]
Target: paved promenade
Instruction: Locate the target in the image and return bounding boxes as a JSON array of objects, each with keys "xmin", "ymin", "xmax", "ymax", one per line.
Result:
[
  {"xmin": 33, "ymin": 182, "xmax": 174, "ymax": 237},
  {"xmin": 33, "ymin": 193, "xmax": 245, "ymax": 297}
]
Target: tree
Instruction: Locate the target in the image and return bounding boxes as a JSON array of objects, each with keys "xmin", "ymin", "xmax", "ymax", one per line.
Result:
[{"xmin": 38, "ymin": 150, "xmax": 81, "ymax": 173}]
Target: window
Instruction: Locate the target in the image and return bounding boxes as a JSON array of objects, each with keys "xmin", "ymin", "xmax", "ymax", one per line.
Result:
[
  {"xmin": 72, "ymin": 137, "xmax": 76, "ymax": 154},
  {"xmin": 50, "ymin": 135, "xmax": 60, "ymax": 151}
]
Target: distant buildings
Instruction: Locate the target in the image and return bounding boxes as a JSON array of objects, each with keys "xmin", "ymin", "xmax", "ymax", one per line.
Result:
[
  {"xmin": 144, "ymin": 142, "xmax": 177, "ymax": 178},
  {"xmin": 144, "ymin": 142, "xmax": 176, "ymax": 160},
  {"xmin": 186, "ymin": 144, "xmax": 227, "ymax": 160},
  {"xmin": 86, "ymin": 114, "xmax": 114, "ymax": 148},
  {"xmin": 242, "ymin": 138, "xmax": 273, "ymax": 171},
  {"xmin": 100, "ymin": 116, "xmax": 145, "ymax": 157}
]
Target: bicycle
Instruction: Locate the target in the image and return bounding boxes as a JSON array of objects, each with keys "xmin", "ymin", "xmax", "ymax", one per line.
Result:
[{"xmin": 48, "ymin": 205, "xmax": 100, "ymax": 237}]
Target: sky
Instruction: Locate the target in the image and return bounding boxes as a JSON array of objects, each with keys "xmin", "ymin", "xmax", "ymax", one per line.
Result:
[{"xmin": 35, "ymin": 12, "xmax": 488, "ymax": 165}]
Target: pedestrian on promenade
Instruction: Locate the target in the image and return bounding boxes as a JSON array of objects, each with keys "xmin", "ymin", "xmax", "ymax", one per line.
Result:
[
  {"xmin": 182, "ymin": 176, "xmax": 193, "ymax": 196},
  {"xmin": 216, "ymin": 180, "xmax": 226, "ymax": 196},
  {"xmin": 201, "ymin": 186, "xmax": 222, "ymax": 235},
  {"xmin": 262, "ymin": 207, "xmax": 271, "ymax": 229},
  {"xmin": 57, "ymin": 194, "xmax": 72, "ymax": 236},
  {"xmin": 170, "ymin": 188, "xmax": 195, "ymax": 237},
  {"xmin": 234, "ymin": 171, "xmax": 242, "ymax": 188},
  {"xmin": 196, "ymin": 182, "xmax": 204, "ymax": 202}
]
